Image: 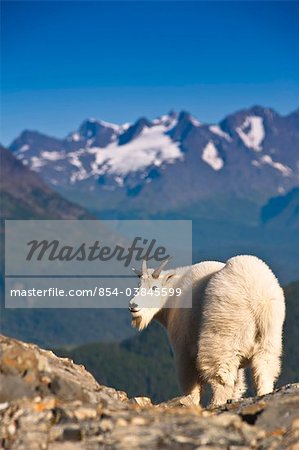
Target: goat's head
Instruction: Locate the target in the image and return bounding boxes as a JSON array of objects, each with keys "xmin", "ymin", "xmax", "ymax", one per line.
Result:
[{"xmin": 129, "ymin": 258, "xmax": 175, "ymax": 330}]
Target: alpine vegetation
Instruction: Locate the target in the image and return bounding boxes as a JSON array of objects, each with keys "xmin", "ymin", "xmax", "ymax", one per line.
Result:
[{"xmin": 129, "ymin": 255, "xmax": 285, "ymax": 406}]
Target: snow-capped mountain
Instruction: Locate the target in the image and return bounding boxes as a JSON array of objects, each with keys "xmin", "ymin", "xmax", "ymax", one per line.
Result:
[{"xmin": 9, "ymin": 106, "xmax": 299, "ymax": 219}]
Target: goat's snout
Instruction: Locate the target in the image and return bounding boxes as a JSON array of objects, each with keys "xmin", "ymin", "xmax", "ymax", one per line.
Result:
[{"xmin": 129, "ymin": 300, "xmax": 140, "ymax": 313}]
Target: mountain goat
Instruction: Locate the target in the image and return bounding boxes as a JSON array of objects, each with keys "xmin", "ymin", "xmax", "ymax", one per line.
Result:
[{"xmin": 129, "ymin": 255, "xmax": 285, "ymax": 406}]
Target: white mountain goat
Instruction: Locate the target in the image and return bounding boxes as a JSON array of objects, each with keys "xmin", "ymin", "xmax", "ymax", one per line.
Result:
[{"xmin": 129, "ymin": 255, "xmax": 285, "ymax": 406}]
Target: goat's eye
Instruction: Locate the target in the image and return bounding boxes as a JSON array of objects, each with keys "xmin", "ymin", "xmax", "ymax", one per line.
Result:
[{"xmin": 152, "ymin": 285, "xmax": 158, "ymax": 291}]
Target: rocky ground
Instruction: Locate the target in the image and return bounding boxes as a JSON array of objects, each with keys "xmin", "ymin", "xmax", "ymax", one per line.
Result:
[{"xmin": 0, "ymin": 335, "xmax": 298, "ymax": 449}]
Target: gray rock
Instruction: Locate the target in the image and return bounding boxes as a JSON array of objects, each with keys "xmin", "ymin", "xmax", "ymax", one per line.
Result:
[{"xmin": 1, "ymin": 334, "xmax": 299, "ymax": 449}]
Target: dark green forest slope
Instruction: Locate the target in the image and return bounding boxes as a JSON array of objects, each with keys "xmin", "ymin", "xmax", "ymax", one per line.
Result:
[
  {"xmin": 56, "ymin": 322, "xmax": 178, "ymax": 403},
  {"xmin": 281, "ymin": 280, "xmax": 299, "ymax": 385}
]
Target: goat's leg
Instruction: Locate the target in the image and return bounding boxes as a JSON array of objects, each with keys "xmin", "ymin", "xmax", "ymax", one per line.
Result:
[
  {"xmin": 232, "ymin": 368, "xmax": 247, "ymax": 400},
  {"xmin": 251, "ymin": 350, "xmax": 281, "ymax": 396},
  {"xmin": 210, "ymin": 382, "xmax": 234, "ymax": 407},
  {"xmin": 176, "ymin": 356, "xmax": 202, "ymax": 406},
  {"xmin": 209, "ymin": 364, "xmax": 239, "ymax": 407}
]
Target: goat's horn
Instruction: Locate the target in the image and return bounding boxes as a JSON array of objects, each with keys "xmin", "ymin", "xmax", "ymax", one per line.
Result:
[
  {"xmin": 152, "ymin": 257, "xmax": 171, "ymax": 279},
  {"xmin": 132, "ymin": 267, "xmax": 141, "ymax": 277},
  {"xmin": 141, "ymin": 259, "xmax": 147, "ymax": 274}
]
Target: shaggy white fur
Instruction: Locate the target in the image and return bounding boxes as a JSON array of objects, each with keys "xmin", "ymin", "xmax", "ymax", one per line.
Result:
[{"xmin": 129, "ymin": 255, "xmax": 285, "ymax": 406}]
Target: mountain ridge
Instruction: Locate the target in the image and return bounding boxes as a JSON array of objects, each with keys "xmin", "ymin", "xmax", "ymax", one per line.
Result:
[{"xmin": 9, "ymin": 105, "xmax": 299, "ymax": 219}]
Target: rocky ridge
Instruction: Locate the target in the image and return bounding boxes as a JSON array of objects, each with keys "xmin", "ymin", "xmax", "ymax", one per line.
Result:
[{"xmin": 0, "ymin": 335, "xmax": 299, "ymax": 449}]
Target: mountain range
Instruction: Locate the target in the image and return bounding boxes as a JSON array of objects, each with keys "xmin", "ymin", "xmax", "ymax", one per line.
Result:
[{"xmin": 9, "ymin": 106, "xmax": 299, "ymax": 223}]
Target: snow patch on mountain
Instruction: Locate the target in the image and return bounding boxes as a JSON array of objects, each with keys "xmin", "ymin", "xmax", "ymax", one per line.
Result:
[
  {"xmin": 88, "ymin": 125, "xmax": 183, "ymax": 178},
  {"xmin": 68, "ymin": 151, "xmax": 88, "ymax": 183},
  {"xmin": 40, "ymin": 151, "xmax": 65, "ymax": 161},
  {"xmin": 68, "ymin": 133, "xmax": 81, "ymax": 142},
  {"xmin": 97, "ymin": 119, "xmax": 120, "ymax": 131},
  {"xmin": 190, "ymin": 116, "xmax": 201, "ymax": 127},
  {"xmin": 119, "ymin": 123, "xmax": 131, "ymax": 132},
  {"xmin": 252, "ymin": 155, "xmax": 292, "ymax": 176},
  {"xmin": 19, "ymin": 144, "xmax": 30, "ymax": 152},
  {"xmin": 31, "ymin": 157, "xmax": 46, "ymax": 170},
  {"xmin": 209, "ymin": 125, "xmax": 232, "ymax": 142},
  {"xmin": 152, "ymin": 114, "xmax": 178, "ymax": 129},
  {"xmin": 236, "ymin": 116, "xmax": 265, "ymax": 151},
  {"xmin": 277, "ymin": 186, "xmax": 286, "ymax": 194},
  {"xmin": 202, "ymin": 142, "xmax": 224, "ymax": 171}
]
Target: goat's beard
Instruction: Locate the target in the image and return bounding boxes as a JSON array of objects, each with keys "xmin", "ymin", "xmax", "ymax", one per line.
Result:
[
  {"xmin": 131, "ymin": 310, "xmax": 154, "ymax": 331},
  {"xmin": 131, "ymin": 315, "xmax": 149, "ymax": 331},
  {"xmin": 131, "ymin": 316, "xmax": 143, "ymax": 330},
  {"xmin": 131, "ymin": 307, "xmax": 161, "ymax": 331}
]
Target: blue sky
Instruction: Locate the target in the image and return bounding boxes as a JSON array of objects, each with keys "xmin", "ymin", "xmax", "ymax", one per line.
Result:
[{"xmin": 1, "ymin": 1, "xmax": 299, "ymax": 145}]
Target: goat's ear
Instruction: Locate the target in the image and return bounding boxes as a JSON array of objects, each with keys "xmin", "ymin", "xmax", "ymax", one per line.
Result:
[{"xmin": 165, "ymin": 272, "xmax": 175, "ymax": 282}]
